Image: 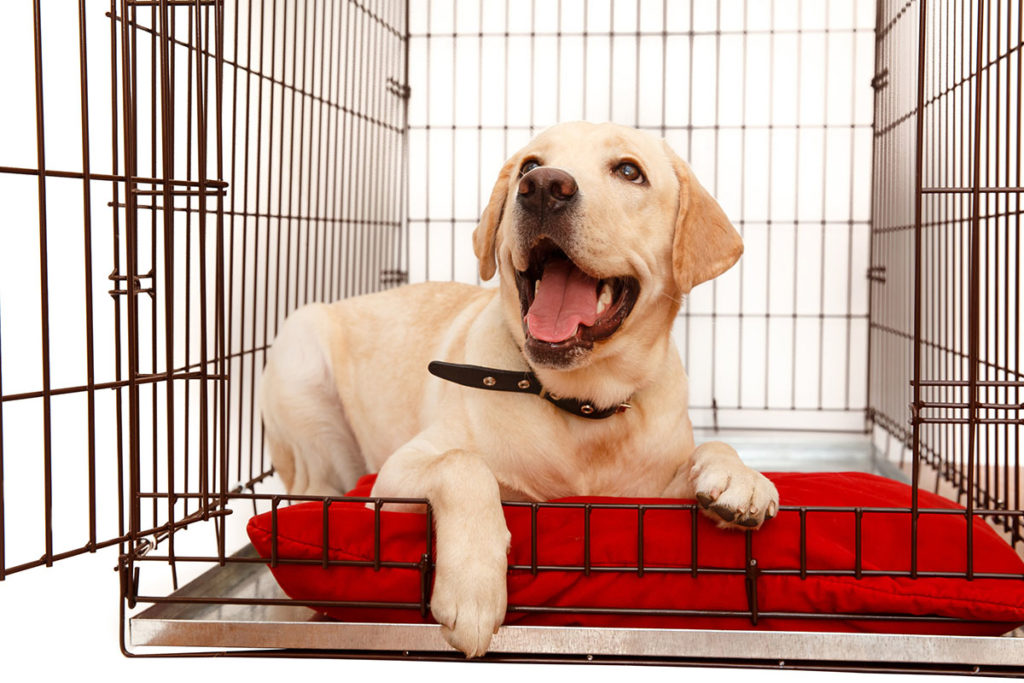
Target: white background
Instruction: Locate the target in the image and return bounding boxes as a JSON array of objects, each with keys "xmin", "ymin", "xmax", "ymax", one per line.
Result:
[{"xmin": 0, "ymin": 1, "xmax": 1018, "ymax": 681}]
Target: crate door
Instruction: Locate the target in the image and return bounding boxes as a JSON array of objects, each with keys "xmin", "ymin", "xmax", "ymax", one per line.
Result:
[{"xmin": 0, "ymin": 0, "xmax": 230, "ymax": 581}]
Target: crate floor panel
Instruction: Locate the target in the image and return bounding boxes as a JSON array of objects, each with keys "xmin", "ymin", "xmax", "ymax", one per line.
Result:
[
  {"xmin": 129, "ymin": 553, "xmax": 1024, "ymax": 665},
  {"xmin": 129, "ymin": 432, "xmax": 1022, "ymax": 665}
]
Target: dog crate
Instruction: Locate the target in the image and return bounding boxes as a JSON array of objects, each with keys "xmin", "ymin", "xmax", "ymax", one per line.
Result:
[{"xmin": 1, "ymin": 0, "xmax": 1023, "ymax": 674}]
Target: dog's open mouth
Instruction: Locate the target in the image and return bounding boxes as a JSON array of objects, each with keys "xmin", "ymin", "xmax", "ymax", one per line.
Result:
[{"xmin": 515, "ymin": 239, "xmax": 639, "ymax": 352}]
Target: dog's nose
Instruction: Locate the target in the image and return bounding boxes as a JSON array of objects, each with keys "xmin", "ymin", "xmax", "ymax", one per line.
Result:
[{"xmin": 517, "ymin": 167, "xmax": 578, "ymax": 215}]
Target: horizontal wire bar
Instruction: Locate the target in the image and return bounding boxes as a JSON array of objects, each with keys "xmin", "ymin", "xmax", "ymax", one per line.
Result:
[
  {"xmin": 922, "ymin": 187, "xmax": 1024, "ymax": 194},
  {"xmin": 1, "ymin": 371, "xmax": 227, "ymax": 403},
  {"xmin": 0, "ymin": 164, "xmax": 228, "ymax": 188},
  {"xmin": 409, "ymin": 28, "xmax": 873, "ymax": 39}
]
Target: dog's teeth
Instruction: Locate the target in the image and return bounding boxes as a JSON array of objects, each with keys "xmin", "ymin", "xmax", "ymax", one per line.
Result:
[
  {"xmin": 534, "ymin": 280, "xmax": 540, "ymax": 296},
  {"xmin": 596, "ymin": 283, "xmax": 613, "ymax": 315}
]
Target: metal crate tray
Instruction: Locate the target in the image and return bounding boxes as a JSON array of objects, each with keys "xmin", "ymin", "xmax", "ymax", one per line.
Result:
[
  {"xmin": 128, "ymin": 433, "xmax": 1023, "ymax": 668},
  {"xmin": 130, "ymin": 547, "xmax": 1024, "ymax": 668}
]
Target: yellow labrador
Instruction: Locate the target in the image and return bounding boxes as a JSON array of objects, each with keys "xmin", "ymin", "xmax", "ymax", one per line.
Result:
[{"xmin": 259, "ymin": 122, "xmax": 778, "ymax": 657}]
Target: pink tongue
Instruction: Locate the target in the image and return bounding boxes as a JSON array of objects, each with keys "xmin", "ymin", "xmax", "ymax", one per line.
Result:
[{"xmin": 525, "ymin": 260, "xmax": 600, "ymax": 342}]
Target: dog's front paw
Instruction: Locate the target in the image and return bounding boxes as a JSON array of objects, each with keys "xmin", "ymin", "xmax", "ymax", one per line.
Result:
[
  {"xmin": 430, "ymin": 537, "xmax": 509, "ymax": 658},
  {"xmin": 690, "ymin": 444, "xmax": 779, "ymax": 529}
]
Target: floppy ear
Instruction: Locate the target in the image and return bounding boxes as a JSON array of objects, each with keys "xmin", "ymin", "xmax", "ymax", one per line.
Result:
[
  {"xmin": 473, "ymin": 157, "xmax": 518, "ymax": 281},
  {"xmin": 663, "ymin": 142, "xmax": 743, "ymax": 294}
]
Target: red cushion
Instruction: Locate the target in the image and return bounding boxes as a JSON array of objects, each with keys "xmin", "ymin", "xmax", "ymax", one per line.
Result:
[{"xmin": 247, "ymin": 472, "xmax": 1024, "ymax": 635}]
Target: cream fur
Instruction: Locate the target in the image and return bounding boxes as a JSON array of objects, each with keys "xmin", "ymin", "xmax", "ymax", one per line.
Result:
[{"xmin": 259, "ymin": 122, "xmax": 778, "ymax": 658}]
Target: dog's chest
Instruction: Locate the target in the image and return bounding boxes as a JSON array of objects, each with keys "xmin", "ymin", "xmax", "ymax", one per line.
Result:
[{"xmin": 488, "ymin": 416, "xmax": 683, "ymax": 500}]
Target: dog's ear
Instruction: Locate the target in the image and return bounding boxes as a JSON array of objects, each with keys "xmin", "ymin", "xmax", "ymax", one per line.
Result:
[
  {"xmin": 663, "ymin": 142, "xmax": 743, "ymax": 294},
  {"xmin": 473, "ymin": 157, "xmax": 518, "ymax": 281}
]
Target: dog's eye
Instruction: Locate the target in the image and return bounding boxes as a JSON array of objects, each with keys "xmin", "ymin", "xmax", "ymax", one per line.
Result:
[
  {"xmin": 615, "ymin": 162, "xmax": 645, "ymax": 184},
  {"xmin": 520, "ymin": 159, "xmax": 541, "ymax": 176}
]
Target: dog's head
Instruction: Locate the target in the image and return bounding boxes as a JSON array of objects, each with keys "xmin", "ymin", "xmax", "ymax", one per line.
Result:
[{"xmin": 473, "ymin": 122, "xmax": 741, "ymax": 400}]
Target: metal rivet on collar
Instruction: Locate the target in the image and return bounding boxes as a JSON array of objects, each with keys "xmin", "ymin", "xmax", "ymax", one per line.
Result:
[
  {"xmin": 580, "ymin": 403, "xmax": 595, "ymax": 415},
  {"xmin": 483, "ymin": 376, "xmax": 497, "ymax": 386},
  {"xmin": 517, "ymin": 379, "xmax": 531, "ymax": 390},
  {"xmin": 549, "ymin": 392, "xmax": 561, "ymax": 401}
]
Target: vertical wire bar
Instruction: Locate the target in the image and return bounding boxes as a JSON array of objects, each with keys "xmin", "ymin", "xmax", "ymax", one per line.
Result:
[
  {"xmin": 690, "ymin": 503, "xmax": 698, "ymax": 577},
  {"xmin": 817, "ymin": 0, "xmax": 831, "ymax": 410},
  {"xmin": 321, "ymin": 500, "xmax": 330, "ymax": 569},
  {"xmin": 295, "ymin": 0, "xmax": 310, "ymax": 307},
  {"xmin": 1013, "ymin": 0, "xmax": 1022, "ymax": 547},
  {"xmin": 964, "ymin": 0, "xmax": 989, "ymax": 579},
  {"xmin": 356, "ymin": 1, "xmax": 369, "ymax": 293},
  {"xmin": 744, "ymin": 530, "xmax": 758, "ymax": 625},
  {"xmin": 308, "ymin": 0, "xmax": 325, "ymax": 303},
  {"xmin": 272, "ymin": 0, "xmax": 287, "ymax": 335},
  {"xmin": 31, "ymin": 0, "xmax": 54, "ymax": 568},
  {"xmin": 400, "ymin": 0, "xmax": 411, "ymax": 288},
  {"xmin": 373, "ymin": 498, "xmax": 383, "ymax": 571},
  {"xmin": 77, "ymin": 0, "xmax": 99, "ymax": 551},
  {"xmin": 582, "ymin": 503, "xmax": 592, "ymax": 577},
  {"xmin": 109, "ymin": 0, "xmax": 128, "ymax": 553},
  {"xmin": 764, "ymin": 0, "xmax": 775, "ymax": 411},
  {"xmin": 327, "ymin": 0, "xmax": 342, "ymax": 301},
  {"xmin": 149, "ymin": 3, "xmax": 160, "ymax": 540},
  {"xmin": 371, "ymin": 0, "xmax": 386, "ymax": 290},
  {"xmin": 342, "ymin": 0, "xmax": 356, "ymax": 296},
  {"xmin": 530, "ymin": 502, "xmax": 538, "ymax": 576},
  {"xmin": 684, "ymin": 0, "xmax": 694, "ymax": 379},
  {"xmin": 256, "ymin": 0, "xmax": 272, "ymax": 476},
  {"xmin": 270, "ymin": 497, "xmax": 279, "ymax": 567},
  {"xmin": 387, "ymin": 0, "xmax": 403, "ymax": 288},
  {"xmin": 636, "ymin": 506, "xmax": 645, "ymax": 577},
  {"xmin": 315, "ymin": 0, "xmax": 330, "ymax": 300},
  {"xmin": 711, "ymin": 0, "xmax": 721, "ymax": 419},
  {"xmin": 272, "ymin": 0, "xmax": 288, "ymax": 321},
  {"xmin": 260, "ymin": 0, "xmax": 277, "ymax": 395},
  {"xmin": 190, "ymin": 0, "xmax": 216, "ymax": 558},
  {"xmin": 286, "ymin": 0, "xmax": 300, "ymax": 311},
  {"xmin": 737, "ymin": 0, "xmax": 748, "ymax": 410},
  {"xmin": 790, "ymin": 0, "xmax": 802, "ymax": 411},
  {"xmin": 156, "ymin": 0, "xmax": 179, "ymax": 587},
  {"xmin": 118, "ymin": 0, "xmax": 144, "ymax": 556},
  {"xmin": 799, "ymin": 507, "xmax": 807, "ymax": 579},
  {"xmin": 184, "ymin": 4, "xmax": 199, "ymax": 518},
  {"xmin": 982, "ymin": 0, "xmax": 993, "ymax": 513},
  {"xmin": 1000, "ymin": 0, "xmax": 1012, "ymax": 529},
  {"xmin": 139, "ymin": 5, "xmax": 156, "ymax": 541},
  {"xmin": 226, "ymin": 0, "xmax": 244, "ymax": 488},
  {"xmin": 845, "ymin": 0, "xmax": 860, "ymax": 415},
  {"xmin": 212, "ymin": 0, "xmax": 228, "ymax": 562},
  {"xmin": 323, "ymin": 0, "xmax": 337, "ymax": 300},
  {"xmin": 854, "ymin": 508, "xmax": 863, "ymax": 579},
  {"xmin": 909, "ymin": 0, "xmax": 929, "ymax": 579},
  {"xmin": 422, "ymin": 501, "xmax": 433, "ymax": 618},
  {"xmin": 451, "ymin": 0, "xmax": 459, "ymax": 282},
  {"xmin": 242, "ymin": 0, "xmax": 262, "ymax": 484}
]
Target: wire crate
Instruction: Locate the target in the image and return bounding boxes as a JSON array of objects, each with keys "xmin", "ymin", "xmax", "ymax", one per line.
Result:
[{"xmin": 1, "ymin": 0, "xmax": 1023, "ymax": 674}]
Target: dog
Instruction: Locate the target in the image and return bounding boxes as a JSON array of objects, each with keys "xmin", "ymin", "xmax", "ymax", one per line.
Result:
[{"xmin": 259, "ymin": 121, "xmax": 779, "ymax": 657}]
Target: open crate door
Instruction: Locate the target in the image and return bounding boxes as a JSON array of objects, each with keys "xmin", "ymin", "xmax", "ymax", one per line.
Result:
[
  {"xmin": 1, "ymin": 0, "xmax": 409, "ymax": 587},
  {"xmin": 0, "ymin": 0, "xmax": 233, "ymax": 582}
]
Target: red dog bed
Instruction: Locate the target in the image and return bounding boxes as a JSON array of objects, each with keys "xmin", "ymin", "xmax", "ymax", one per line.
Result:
[{"xmin": 248, "ymin": 471, "xmax": 1024, "ymax": 635}]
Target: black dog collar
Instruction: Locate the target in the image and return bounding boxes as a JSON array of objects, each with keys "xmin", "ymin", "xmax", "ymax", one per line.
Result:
[{"xmin": 428, "ymin": 360, "xmax": 631, "ymax": 420}]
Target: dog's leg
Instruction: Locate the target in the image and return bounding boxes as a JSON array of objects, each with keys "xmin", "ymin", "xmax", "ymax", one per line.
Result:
[
  {"xmin": 373, "ymin": 442, "xmax": 511, "ymax": 658},
  {"xmin": 663, "ymin": 441, "xmax": 779, "ymax": 529},
  {"xmin": 259, "ymin": 304, "xmax": 366, "ymax": 496}
]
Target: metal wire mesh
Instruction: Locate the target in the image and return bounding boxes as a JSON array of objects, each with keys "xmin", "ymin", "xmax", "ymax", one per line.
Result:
[
  {"xmin": 1, "ymin": 0, "xmax": 1023, "ymax": 669},
  {"xmin": 870, "ymin": 0, "xmax": 1024, "ymax": 545},
  {"xmin": 0, "ymin": 0, "xmax": 408, "ymax": 579},
  {"xmin": 406, "ymin": 0, "xmax": 877, "ymax": 433}
]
